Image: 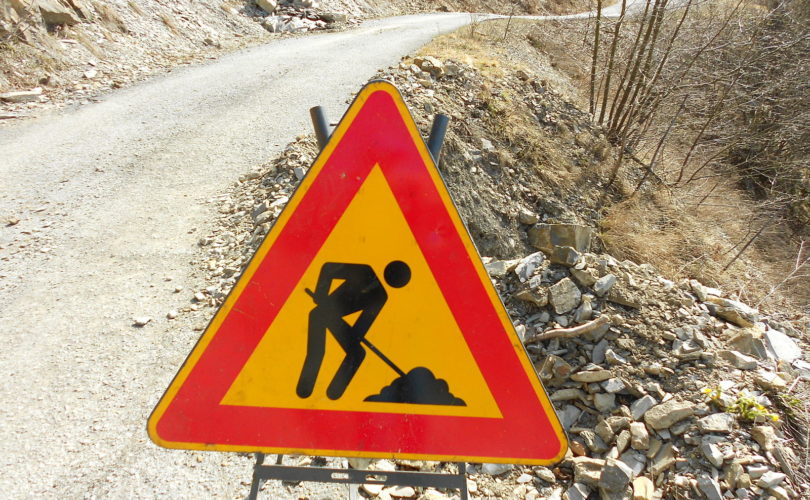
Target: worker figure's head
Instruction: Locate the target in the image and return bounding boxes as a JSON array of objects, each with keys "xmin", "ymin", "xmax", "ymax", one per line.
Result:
[{"xmin": 384, "ymin": 260, "xmax": 411, "ymax": 288}]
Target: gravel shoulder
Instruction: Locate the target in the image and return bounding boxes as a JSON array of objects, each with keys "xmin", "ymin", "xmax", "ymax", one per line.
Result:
[{"xmin": 0, "ymin": 13, "xmax": 471, "ymax": 498}]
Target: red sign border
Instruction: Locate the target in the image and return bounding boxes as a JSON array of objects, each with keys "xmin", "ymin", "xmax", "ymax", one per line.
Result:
[{"xmin": 148, "ymin": 81, "xmax": 567, "ymax": 464}]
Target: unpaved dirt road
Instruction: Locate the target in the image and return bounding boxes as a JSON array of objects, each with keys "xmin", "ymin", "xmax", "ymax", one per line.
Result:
[{"xmin": 0, "ymin": 14, "xmax": 472, "ymax": 498}]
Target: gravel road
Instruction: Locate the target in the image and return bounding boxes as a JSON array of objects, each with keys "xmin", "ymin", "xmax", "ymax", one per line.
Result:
[{"xmin": 0, "ymin": 13, "xmax": 472, "ymax": 499}]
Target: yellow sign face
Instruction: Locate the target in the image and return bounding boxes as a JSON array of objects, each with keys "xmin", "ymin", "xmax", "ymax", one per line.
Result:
[{"xmin": 222, "ymin": 166, "xmax": 501, "ymax": 418}]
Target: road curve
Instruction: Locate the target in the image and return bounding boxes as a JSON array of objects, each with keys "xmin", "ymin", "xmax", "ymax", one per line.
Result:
[{"xmin": 0, "ymin": 13, "xmax": 472, "ymax": 498}]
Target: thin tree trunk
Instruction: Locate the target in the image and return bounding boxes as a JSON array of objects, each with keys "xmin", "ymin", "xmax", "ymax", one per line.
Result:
[{"xmin": 589, "ymin": 0, "xmax": 603, "ymax": 116}]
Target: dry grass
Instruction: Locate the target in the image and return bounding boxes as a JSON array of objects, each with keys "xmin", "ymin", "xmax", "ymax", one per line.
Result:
[
  {"xmin": 127, "ymin": 0, "xmax": 145, "ymax": 16},
  {"xmin": 158, "ymin": 12, "xmax": 180, "ymax": 35},
  {"xmin": 414, "ymin": 23, "xmax": 505, "ymax": 79},
  {"xmin": 0, "ymin": 32, "xmax": 63, "ymax": 88},
  {"xmin": 515, "ymin": 13, "xmax": 810, "ymax": 316},
  {"xmin": 73, "ymin": 28, "xmax": 105, "ymax": 59},
  {"xmin": 93, "ymin": 2, "xmax": 127, "ymax": 33}
]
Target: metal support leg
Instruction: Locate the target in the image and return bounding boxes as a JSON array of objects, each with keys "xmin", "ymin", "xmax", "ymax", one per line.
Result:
[
  {"xmin": 457, "ymin": 462, "xmax": 469, "ymax": 500},
  {"xmin": 248, "ymin": 454, "xmax": 285, "ymax": 500},
  {"xmin": 427, "ymin": 114, "xmax": 450, "ymax": 165},
  {"xmin": 310, "ymin": 106, "xmax": 332, "ymax": 150}
]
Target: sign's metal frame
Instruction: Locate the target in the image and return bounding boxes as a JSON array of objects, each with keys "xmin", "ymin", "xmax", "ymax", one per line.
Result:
[{"xmin": 248, "ymin": 454, "xmax": 468, "ymax": 500}]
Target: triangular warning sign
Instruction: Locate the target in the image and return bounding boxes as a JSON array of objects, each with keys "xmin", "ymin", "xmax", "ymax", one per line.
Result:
[{"xmin": 148, "ymin": 81, "xmax": 567, "ymax": 464}]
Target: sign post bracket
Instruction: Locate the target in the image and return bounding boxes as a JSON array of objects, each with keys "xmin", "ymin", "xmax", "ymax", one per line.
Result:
[{"xmin": 247, "ymin": 453, "xmax": 469, "ymax": 500}]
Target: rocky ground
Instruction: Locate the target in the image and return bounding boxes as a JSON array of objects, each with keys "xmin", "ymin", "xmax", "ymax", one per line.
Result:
[{"xmin": 189, "ymin": 34, "xmax": 809, "ymax": 500}]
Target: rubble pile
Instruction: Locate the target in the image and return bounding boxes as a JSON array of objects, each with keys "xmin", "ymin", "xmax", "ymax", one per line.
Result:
[
  {"xmin": 253, "ymin": 0, "xmax": 353, "ymax": 33},
  {"xmin": 483, "ymin": 223, "xmax": 807, "ymax": 500},
  {"xmin": 188, "ymin": 55, "xmax": 808, "ymax": 499}
]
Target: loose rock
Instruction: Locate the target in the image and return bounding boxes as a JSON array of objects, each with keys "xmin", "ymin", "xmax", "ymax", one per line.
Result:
[{"xmin": 644, "ymin": 400, "xmax": 693, "ymax": 430}]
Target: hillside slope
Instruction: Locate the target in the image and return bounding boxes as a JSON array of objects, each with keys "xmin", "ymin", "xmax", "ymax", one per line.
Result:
[{"xmin": 0, "ymin": 0, "xmax": 584, "ymax": 117}]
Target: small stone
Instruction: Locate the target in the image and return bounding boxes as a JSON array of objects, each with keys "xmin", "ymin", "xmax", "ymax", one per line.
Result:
[
  {"xmin": 593, "ymin": 274, "xmax": 618, "ymax": 297},
  {"xmin": 630, "ymin": 422, "xmax": 649, "ymax": 450},
  {"xmin": 564, "ymin": 482, "xmax": 591, "ymax": 500},
  {"xmin": 319, "ymin": 11, "xmax": 348, "ymax": 23},
  {"xmin": 515, "ymin": 289, "xmax": 549, "ymax": 307},
  {"xmin": 569, "ymin": 439, "xmax": 587, "ymax": 456},
  {"xmin": 746, "ymin": 464, "xmax": 769, "ymax": 479},
  {"xmin": 537, "ymin": 354, "xmax": 572, "ymax": 382},
  {"xmin": 515, "ymin": 252, "xmax": 544, "ymax": 282},
  {"xmin": 561, "ymin": 404, "xmax": 582, "ymax": 430},
  {"xmin": 133, "ymin": 316, "xmax": 151, "ymax": 327},
  {"xmin": 697, "ymin": 413, "xmax": 735, "ymax": 433},
  {"xmin": 570, "ymin": 268, "xmax": 598, "ymax": 287},
  {"xmin": 592, "ymin": 339, "xmax": 609, "ymax": 364},
  {"xmin": 294, "ymin": 166, "xmax": 307, "ymax": 180},
  {"xmin": 757, "ymin": 471, "xmax": 786, "ymax": 489},
  {"xmin": 700, "ymin": 441, "xmax": 724, "ymax": 468},
  {"xmin": 481, "ymin": 138, "xmax": 495, "ymax": 151},
  {"xmin": 751, "ymin": 425, "xmax": 776, "ymax": 452},
  {"xmin": 696, "ymin": 474, "xmax": 723, "ymax": 500},
  {"xmin": 571, "ymin": 369, "xmax": 612, "ymax": 383},
  {"xmin": 717, "ymin": 350, "xmax": 758, "ymax": 370},
  {"xmin": 0, "ymin": 88, "xmax": 43, "ymax": 103},
  {"xmin": 599, "ymin": 458, "xmax": 634, "ymax": 492},
  {"xmin": 754, "ymin": 370, "xmax": 788, "ymax": 390},
  {"xmin": 596, "ymin": 419, "xmax": 616, "ymax": 444},
  {"xmin": 644, "ymin": 400, "xmax": 694, "ymax": 430},
  {"xmin": 519, "ymin": 209, "xmax": 540, "ymax": 225},
  {"xmin": 763, "ymin": 329, "xmax": 802, "ymax": 362},
  {"xmin": 630, "ymin": 396, "xmax": 658, "ymax": 421},
  {"xmin": 389, "ymin": 486, "xmax": 416, "ymax": 498},
  {"xmin": 706, "ymin": 296, "xmax": 758, "ymax": 327},
  {"xmin": 594, "ymin": 392, "xmax": 616, "ymax": 413},
  {"xmin": 484, "ymin": 258, "xmax": 519, "ymax": 278},
  {"xmin": 689, "ymin": 279, "xmax": 722, "ymax": 301},
  {"xmin": 615, "ymin": 430, "xmax": 631, "ymax": 454},
  {"xmin": 481, "ymin": 463, "xmax": 512, "ymax": 475},
  {"xmin": 517, "ymin": 473, "xmax": 534, "ymax": 483},
  {"xmin": 605, "ymin": 349, "xmax": 627, "ymax": 365},
  {"xmin": 632, "ymin": 476, "xmax": 654, "ymax": 500},
  {"xmin": 166, "ymin": 310, "xmax": 178, "ymax": 320},
  {"xmin": 620, "ymin": 451, "xmax": 645, "ymax": 477},
  {"xmin": 535, "ymin": 466, "xmax": 556, "ymax": 483},
  {"xmin": 362, "ymin": 483, "xmax": 384, "ymax": 496},
  {"xmin": 550, "ymin": 246, "xmax": 582, "ymax": 267},
  {"xmin": 528, "ymin": 224, "xmax": 593, "ymax": 254},
  {"xmin": 573, "ymin": 297, "xmax": 593, "ymax": 323},
  {"xmin": 649, "ymin": 443, "xmax": 675, "ymax": 476},
  {"xmin": 725, "ymin": 462, "xmax": 744, "ymax": 489},
  {"xmin": 551, "ymin": 388, "xmax": 586, "ymax": 402},
  {"xmin": 572, "ymin": 457, "xmax": 605, "ymax": 486},
  {"xmin": 193, "ymin": 292, "xmax": 206, "ymax": 302},
  {"xmin": 256, "ymin": 0, "xmax": 278, "ymax": 13},
  {"xmin": 581, "ymin": 430, "xmax": 609, "ymax": 453},
  {"xmin": 548, "ymin": 278, "xmax": 581, "ymax": 314},
  {"xmin": 602, "ymin": 378, "xmax": 626, "ymax": 393},
  {"xmin": 769, "ymin": 486, "xmax": 790, "ymax": 500}
]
